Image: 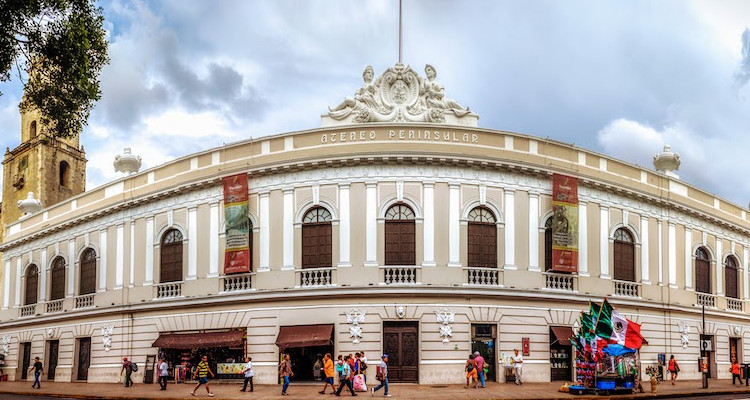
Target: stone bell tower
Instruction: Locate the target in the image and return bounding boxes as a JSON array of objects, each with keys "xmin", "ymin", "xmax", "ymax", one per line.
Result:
[{"xmin": 1, "ymin": 105, "xmax": 87, "ymax": 231}]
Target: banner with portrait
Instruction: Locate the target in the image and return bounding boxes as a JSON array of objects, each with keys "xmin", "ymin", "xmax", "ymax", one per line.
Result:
[
  {"xmin": 551, "ymin": 174, "xmax": 579, "ymax": 273},
  {"xmin": 223, "ymin": 173, "xmax": 250, "ymax": 274}
]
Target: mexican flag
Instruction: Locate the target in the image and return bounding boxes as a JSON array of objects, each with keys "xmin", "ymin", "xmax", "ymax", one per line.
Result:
[
  {"xmin": 594, "ymin": 299, "xmax": 614, "ymax": 339},
  {"xmin": 611, "ymin": 309, "xmax": 645, "ymax": 349}
]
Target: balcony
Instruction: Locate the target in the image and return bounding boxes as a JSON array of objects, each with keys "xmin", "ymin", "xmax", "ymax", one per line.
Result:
[
  {"xmin": 19, "ymin": 304, "xmax": 36, "ymax": 318},
  {"xmin": 75, "ymin": 294, "xmax": 95, "ymax": 309},
  {"xmin": 45, "ymin": 299, "xmax": 64, "ymax": 314},
  {"xmin": 297, "ymin": 268, "xmax": 334, "ymax": 288},
  {"xmin": 381, "ymin": 266, "xmax": 420, "ymax": 285},
  {"xmin": 543, "ymin": 272, "xmax": 577, "ymax": 292},
  {"xmin": 727, "ymin": 298, "xmax": 744, "ymax": 312},
  {"xmin": 222, "ymin": 273, "xmax": 254, "ymax": 293},
  {"xmin": 465, "ymin": 267, "xmax": 502, "ymax": 286},
  {"xmin": 696, "ymin": 292, "xmax": 717, "ymax": 308},
  {"xmin": 155, "ymin": 281, "xmax": 183, "ymax": 299},
  {"xmin": 613, "ymin": 280, "xmax": 641, "ymax": 298}
]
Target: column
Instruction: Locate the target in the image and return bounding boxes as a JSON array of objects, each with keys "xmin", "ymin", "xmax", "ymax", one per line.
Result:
[
  {"xmin": 3, "ymin": 259, "xmax": 10, "ymax": 309},
  {"xmin": 187, "ymin": 207, "xmax": 197, "ymax": 279},
  {"xmin": 422, "ymin": 183, "xmax": 435, "ymax": 267},
  {"xmin": 657, "ymin": 220, "xmax": 663, "ymax": 285},
  {"xmin": 129, "ymin": 221, "xmax": 136, "ymax": 286},
  {"xmin": 504, "ymin": 190, "xmax": 515, "ymax": 269},
  {"xmin": 145, "ymin": 217, "xmax": 154, "ymax": 285},
  {"xmin": 600, "ymin": 206, "xmax": 609, "ymax": 278},
  {"xmin": 579, "ymin": 202, "xmax": 588, "ymax": 276},
  {"xmin": 40, "ymin": 249, "xmax": 47, "ymax": 302},
  {"xmin": 281, "ymin": 190, "xmax": 294, "ymax": 269},
  {"xmin": 684, "ymin": 228, "xmax": 692, "ymax": 289},
  {"xmin": 259, "ymin": 192, "xmax": 270, "ymax": 271},
  {"xmin": 365, "ymin": 183, "xmax": 377, "ymax": 266},
  {"xmin": 68, "ymin": 239, "xmax": 76, "ymax": 296},
  {"xmin": 528, "ymin": 193, "xmax": 540, "ymax": 271},
  {"xmin": 99, "ymin": 229, "xmax": 107, "ymax": 292},
  {"xmin": 641, "ymin": 217, "xmax": 650, "ymax": 284},
  {"xmin": 716, "ymin": 239, "xmax": 723, "ymax": 295},
  {"xmin": 15, "ymin": 258, "xmax": 22, "ymax": 307},
  {"xmin": 448, "ymin": 183, "xmax": 460, "ymax": 267},
  {"xmin": 209, "ymin": 203, "xmax": 219, "ymax": 277},
  {"xmin": 115, "ymin": 224, "xmax": 124, "ymax": 289},
  {"xmin": 744, "ymin": 246, "xmax": 749, "ymax": 300},
  {"xmin": 338, "ymin": 185, "xmax": 351, "ymax": 267},
  {"xmin": 668, "ymin": 223, "xmax": 677, "ymax": 288}
]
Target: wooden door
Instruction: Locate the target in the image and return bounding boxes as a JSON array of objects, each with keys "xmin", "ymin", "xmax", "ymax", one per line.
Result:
[
  {"xmin": 77, "ymin": 337, "xmax": 91, "ymax": 381},
  {"xmin": 696, "ymin": 258, "xmax": 711, "ymax": 293},
  {"xmin": 384, "ymin": 222, "xmax": 415, "ymax": 266},
  {"xmin": 48, "ymin": 340, "xmax": 59, "ymax": 381},
  {"xmin": 21, "ymin": 342, "xmax": 31, "ymax": 380},
  {"xmin": 468, "ymin": 223, "xmax": 496, "ymax": 268},
  {"xmin": 613, "ymin": 240, "xmax": 635, "ymax": 281},
  {"xmin": 383, "ymin": 322, "xmax": 418, "ymax": 382},
  {"xmin": 302, "ymin": 223, "xmax": 332, "ymax": 268}
]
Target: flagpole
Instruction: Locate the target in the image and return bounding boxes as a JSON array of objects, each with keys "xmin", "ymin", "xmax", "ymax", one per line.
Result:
[{"xmin": 398, "ymin": 0, "xmax": 403, "ymax": 63}]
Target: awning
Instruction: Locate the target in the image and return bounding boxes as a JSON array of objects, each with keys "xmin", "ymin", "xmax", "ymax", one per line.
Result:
[
  {"xmin": 152, "ymin": 330, "xmax": 245, "ymax": 349},
  {"xmin": 276, "ymin": 324, "xmax": 333, "ymax": 349},
  {"xmin": 550, "ymin": 326, "xmax": 574, "ymax": 346}
]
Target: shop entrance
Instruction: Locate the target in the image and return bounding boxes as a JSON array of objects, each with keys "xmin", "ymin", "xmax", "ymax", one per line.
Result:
[
  {"xmin": 549, "ymin": 326, "xmax": 574, "ymax": 381},
  {"xmin": 20, "ymin": 342, "xmax": 31, "ymax": 380},
  {"xmin": 153, "ymin": 330, "xmax": 247, "ymax": 380},
  {"xmin": 471, "ymin": 324, "xmax": 496, "ymax": 382},
  {"xmin": 286, "ymin": 345, "xmax": 332, "ymax": 381},
  {"xmin": 730, "ymin": 337, "xmax": 741, "ymax": 364},
  {"xmin": 47, "ymin": 340, "xmax": 59, "ymax": 381},
  {"xmin": 276, "ymin": 324, "xmax": 334, "ymax": 382},
  {"xmin": 700, "ymin": 334, "xmax": 715, "ymax": 378},
  {"xmin": 76, "ymin": 337, "xmax": 91, "ymax": 381},
  {"xmin": 383, "ymin": 321, "xmax": 419, "ymax": 382}
]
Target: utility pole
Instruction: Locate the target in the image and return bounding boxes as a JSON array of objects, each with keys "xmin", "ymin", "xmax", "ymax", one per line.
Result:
[{"xmin": 702, "ymin": 304, "xmax": 708, "ymax": 389}]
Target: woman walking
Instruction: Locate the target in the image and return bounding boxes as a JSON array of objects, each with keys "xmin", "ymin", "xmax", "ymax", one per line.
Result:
[
  {"xmin": 668, "ymin": 355, "xmax": 679, "ymax": 385},
  {"xmin": 465, "ymin": 353, "xmax": 478, "ymax": 388},
  {"xmin": 279, "ymin": 354, "xmax": 294, "ymax": 396}
]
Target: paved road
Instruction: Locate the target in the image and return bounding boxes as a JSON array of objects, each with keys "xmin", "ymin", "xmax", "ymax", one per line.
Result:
[
  {"xmin": 4, "ymin": 395, "xmax": 77, "ymax": 400},
  {"xmin": 671, "ymin": 395, "xmax": 750, "ymax": 400}
]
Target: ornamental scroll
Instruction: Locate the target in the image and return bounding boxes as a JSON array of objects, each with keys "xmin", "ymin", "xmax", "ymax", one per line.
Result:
[
  {"xmin": 223, "ymin": 174, "xmax": 251, "ymax": 274},
  {"xmin": 551, "ymin": 174, "xmax": 579, "ymax": 273}
]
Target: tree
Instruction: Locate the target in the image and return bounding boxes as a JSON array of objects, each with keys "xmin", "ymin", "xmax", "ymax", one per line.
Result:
[{"xmin": 0, "ymin": 0, "xmax": 109, "ymax": 139}]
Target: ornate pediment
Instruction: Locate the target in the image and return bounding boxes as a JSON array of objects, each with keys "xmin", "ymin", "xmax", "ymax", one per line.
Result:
[{"xmin": 322, "ymin": 63, "xmax": 478, "ymax": 127}]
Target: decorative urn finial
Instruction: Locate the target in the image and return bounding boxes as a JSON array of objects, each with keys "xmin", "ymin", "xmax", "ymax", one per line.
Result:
[
  {"xmin": 653, "ymin": 144, "xmax": 681, "ymax": 179},
  {"xmin": 113, "ymin": 147, "xmax": 142, "ymax": 175},
  {"xmin": 17, "ymin": 192, "xmax": 43, "ymax": 218}
]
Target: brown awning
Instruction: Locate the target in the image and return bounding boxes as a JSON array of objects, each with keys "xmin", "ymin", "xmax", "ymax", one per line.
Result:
[
  {"xmin": 276, "ymin": 324, "xmax": 333, "ymax": 349},
  {"xmin": 152, "ymin": 330, "xmax": 245, "ymax": 349},
  {"xmin": 550, "ymin": 326, "xmax": 574, "ymax": 346}
]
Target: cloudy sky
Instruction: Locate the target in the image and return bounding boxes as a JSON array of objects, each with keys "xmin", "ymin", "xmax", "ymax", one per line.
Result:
[{"xmin": 2, "ymin": 0, "xmax": 750, "ymax": 206}]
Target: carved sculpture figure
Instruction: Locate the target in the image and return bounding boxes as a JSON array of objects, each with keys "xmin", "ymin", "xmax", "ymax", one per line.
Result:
[
  {"xmin": 2, "ymin": 336, "xmax": 10, "ymax": 355},
  {"xmin": 420, "ymin": 64, "xmax": 470, "ymax": 117},
  {"xmin": 435, "ymin": 308, "xmax": 455, "ymax": 343},
  {"xmin": 329, "ymin": 66, "xmax": 382, "ymax": 121},
  {"xmin": 102, "ymin": 324, "xmax": 114, "ymax": 352},
  {"xmin": 346, "ymin": 309, "xmax": 366, "ymax": 344},
  {"xmin": 677, "ymin": 321, "xmax": 690, "ymax": 349}
]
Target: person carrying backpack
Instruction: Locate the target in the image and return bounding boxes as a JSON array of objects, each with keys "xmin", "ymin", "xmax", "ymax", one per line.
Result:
[
  {"xmin": 371, "ymin": 354, "xmax": 391, "ymax": 397},
  {"xmin": 334, "ymin": 355, "xmax": 357, "ymax": 396},
  {"xmin": 120, "ymin": 357, "xmax": 135, "ymax": 387}
]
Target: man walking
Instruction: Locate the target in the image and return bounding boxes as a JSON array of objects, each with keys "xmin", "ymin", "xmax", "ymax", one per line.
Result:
[
  {"xmin": 335, "ymin": 355, "xmax": 357, "ymax": 396},
  {"xmin": 319, "ymin": 353, "xmax": 335, "ymax": 394},
  {"xmin": 371, "ymin": 354, "xmax": 390, "ymax": 397},
  {"xmin": 474, "ymin": 351, "xmax": 486, "ymax": 388},
  {"xmin": 157, "ymin": 357, "xmax": 169, "ymax": 390},
  {"xmin": 512, "ymin": 349, "xmax": 523, "ymax": 385},
  {"xmin": 241, "ymin": 356, "xmax": 254, "ymax": 392},
  {"xmin": 190, "ymin": 355, "xmax": 215, "ymax": 397},
  {"xmin": 120, "ymin": 357, "xmax": 134, "ymax": 387},
  {"xmin": 279, "ymin": 353, "xmax": 293, "ymax": 396},
  {"xmin": 29, "ymin": 357, "xmax": 43, "ymax": 389}
]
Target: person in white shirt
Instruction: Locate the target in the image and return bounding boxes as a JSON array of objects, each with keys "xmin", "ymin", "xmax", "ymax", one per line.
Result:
[
  {"xmin": 512, "ymin": 349, "xmax": 523, "ymax": 385},
  {"xmin": 157, "ymin": 357, "xmax": 169, "ymax": 391},
  {"xmin": 241, "ymin": 356, "xmax": 254, "ymax": 392}
]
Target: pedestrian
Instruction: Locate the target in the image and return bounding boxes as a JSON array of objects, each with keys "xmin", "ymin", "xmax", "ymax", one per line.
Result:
[
  {"xmin": 731, "ymin": 358, "xmax": 742, "ymax": 385},
  {"xmin": 157, "ymin": 357, "xmax": 169, "ymax": 390},
  {"xmin": 319, "ymin": 353, "xmax": 335, "ymax": 394},
  {"xmin": 371, "ymin": 354, "xmax": 391, "ymax": 397},
  {"xmin": 190, "ymin": 355, "xmax": 215, "ymax": 397},
  {"xmin": 335, "ymin": 355, "xmax": 357, "ymax": 396},
  {"xmin": 241, "ymin": 356, "xmax": 254, "ymax": 392},
  {"xmin": 474, "ymin": 351, "xmax": 486, "ymax": 388},
  {"xmin": 465, "ymin": 354, "xmax": 478, "ymax": 388},
  {"xmin": 29, "ymin": 357, "xmax": 43, "ymax": 389},
  {"xmin": 279, "ymin": 353, "xmax": 293, "ymax": 396},
  {"xmin": 512, "ymin": 349, "xmax": 524, "ymax": 385},
  {"xmin": 667, "ymin": 355, "xmax": 679, "ymax": 385},
  {"xmin": 336, "ymin": 355, "xmax": 345, "ymax": 384},
  {"xmin": 120, "ymin": 357, "xmax": 134, "ymax": 387},
  {"xmin": 314, "ymin": 354, "xmax": 323, "ymax": 381}
]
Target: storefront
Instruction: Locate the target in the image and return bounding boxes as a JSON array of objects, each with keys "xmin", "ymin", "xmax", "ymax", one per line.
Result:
[
  {"xmin": 549, "ymin": 326, "xmax": 573, "ymax": 381},
  {"xmin": 276, "ymin": 324, "xmax": 334, "ymax": 381},
  {"xmin": 471, "ymin": 324, "xmax": 497, "ymax": 382},
  {"xmin": 152, "ymin": 330, "xmax": 246, "ymax": 381}
]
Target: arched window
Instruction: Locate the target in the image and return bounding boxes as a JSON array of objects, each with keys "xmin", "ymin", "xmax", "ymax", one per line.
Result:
[
  {"xmin": 544, "ymin": 218, "xmax": 554, "ymax": 271},
  {"xmin": 725, "ymin": 256, "xmax": 739, "ymax": 299},
  {"xmin": 467, "ymin": 207, "xmax": 497, "ymax": 268},
  {"xmin": 160, "ymin": 229, "xmax": 184, "ymax": 283},
  {"xmin": 613, "ymin": 228, "xmax": 635, "ymax": 282},
  {"xmin": 50, "ymin": 257, "xmax": 66, "ymax": 301},
  {"xmin": 30, "ymin": 120, "xmax": 37, "ymax": 138},
  {"xmin": 695, "ymin": 247, "xmax": 711, "ymax": 294},
  {"xmin": 59, "ymin": 161, "xmax": 70, "ymax": 187},
  {"xmin": 302, "ymin": 207, "xmax": 332, "ymax": 269},
  {"xmin": 79, "ymin": 248, "xmax": 97, "ymax": 295},
  {"xmin": 384, "ymin": 203, "xmax": 416, "ymax": 266},
  {"xmin": 25, "ymin": 264, "xmax": 38, "ymax": 305}
]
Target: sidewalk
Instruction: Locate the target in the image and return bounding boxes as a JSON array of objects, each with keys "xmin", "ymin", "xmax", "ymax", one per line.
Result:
[{"xmin": 1, "ymin": 379, "xmax": 750, "ymax": 400}]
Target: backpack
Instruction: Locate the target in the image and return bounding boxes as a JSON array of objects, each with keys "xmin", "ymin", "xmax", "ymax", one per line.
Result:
[
  {"xmin": 361, "ymin": 360, "xmax": 368, "ymax": 371},
  {"xmin": 376, "ymin": 366, "xmax": 384, "ymax": 381},
  {"xmin": 130, "ymin": 362, "xmax": 138, "ymax": 372}
]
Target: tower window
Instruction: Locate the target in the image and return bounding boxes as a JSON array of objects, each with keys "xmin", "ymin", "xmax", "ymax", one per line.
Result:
[
  {"xmin": 30, "ymin": 121, "xmax": 37, "ymax": 138},
  {"xmin": 59, "ymin": 161, "xmax": 70, "ymax": 187}
]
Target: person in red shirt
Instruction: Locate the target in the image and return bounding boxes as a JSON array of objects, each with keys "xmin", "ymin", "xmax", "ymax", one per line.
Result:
[
  {"xmin": 731, "ymin": 358, "xmax": 742, "ymax": 385},
  {"xmin": 667, "ymin": 355, "xmax": 679, "ymax": 385}
]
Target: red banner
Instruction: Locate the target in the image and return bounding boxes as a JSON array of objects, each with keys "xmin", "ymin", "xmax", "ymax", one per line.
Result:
[
  {"xmin": 223, "ymin": 174, "xmax": 250, "ymax": 275},
  {"xmin": 551, "ymin": 174, "xmax": 579, "ymax": 273}
]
